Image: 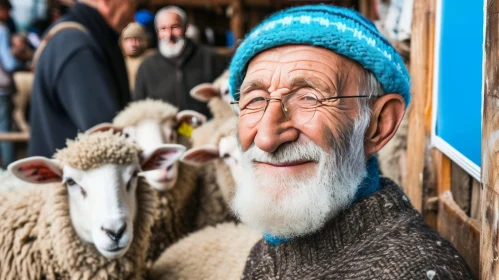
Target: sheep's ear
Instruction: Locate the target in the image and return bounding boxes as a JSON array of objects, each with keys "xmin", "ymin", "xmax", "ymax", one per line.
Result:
[
  {"xmin": 181, "ymin": 145, "xmax": 219, "ymax": 166},
  {"xmin": 190, "ymin": 84, "xmax": 219, "ymax": 102},
  {"xmin": 8, "ymin": 157, "xmax": 62, "ymax": 184},
  {"xmin": 176, "ymin": 110, "xmax": 207, "ymax": 128},
  {"xmin": 85, "ymin": 123, "xmax": 121, "ymax": 135},
  {"xmin": 141, "ymin": 144, "xmax": 186, "ymax": 172}
]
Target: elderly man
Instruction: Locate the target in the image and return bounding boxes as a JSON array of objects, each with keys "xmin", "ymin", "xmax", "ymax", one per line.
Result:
[
  {"xmin": 121, "ymin": 22, "xmax": 149, "ymax": 92},
  {"xmin": 227, "ymin": 5, "xmax": 473, "ymax": 279},
  {"xmin": 134, "ymin": 6, "xmax": 228, "ymax": 118},
  {"xmin": 28, "ymin": 0, "xmax": 136, "ymax": 157}
]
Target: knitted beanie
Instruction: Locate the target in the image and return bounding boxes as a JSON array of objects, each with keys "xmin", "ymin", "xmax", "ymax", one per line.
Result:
[{"xmin": 229, "ymin": 4, "xmax": 410, "ymax": 106}]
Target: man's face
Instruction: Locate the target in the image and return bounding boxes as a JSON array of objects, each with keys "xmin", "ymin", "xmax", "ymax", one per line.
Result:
[
  {"xmin": 0, "ymin": 7, "xmax": 10, "ymax": 22},
  {"xmin": 232, "ymin": 45, "xmax": 372, "ymax": 237},
  {"xmin": 122, "ymin": 36, "xmax": 144, "ymax": 57},
  {"xmin": 102, "ymin": 0, "xmax": 137, "ymax": 33},
  {"xmin": 156, "ymin": 12, "xmax": 186, "ymax": 43}
]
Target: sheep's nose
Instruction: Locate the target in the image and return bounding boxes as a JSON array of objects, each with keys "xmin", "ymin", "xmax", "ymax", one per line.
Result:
[{"xmin": 101, "ymin": 223, "xmax": 127, "ymax": 242}]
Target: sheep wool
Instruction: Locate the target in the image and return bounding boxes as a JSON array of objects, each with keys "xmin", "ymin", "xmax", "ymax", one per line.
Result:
[
  {"xmin": 191, "ymin": 117, "xmax": 239, "ymax": 229},
  {"xmin": 146, "ymin": 163, "xmax": 199, "ymax": 267},
  {"xmin": 54, "ymin": 131, "xmax": 141, "ymax": 170},
  {"xmin": 0, "ymin": 133, "xmax": 157, "ymax": 280},
  {"xmin": 148, "ymin": 222, "xmax": 262, "ymax": 280},
  {"xmin": 113, "ymin": 98, "xmax": 179, "ymax": 128}
]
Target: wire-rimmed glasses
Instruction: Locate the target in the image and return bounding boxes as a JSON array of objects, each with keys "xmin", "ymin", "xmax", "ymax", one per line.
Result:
[{"xmin": 230, "ymin": 92, "xmax": 373, "ymax": 126}]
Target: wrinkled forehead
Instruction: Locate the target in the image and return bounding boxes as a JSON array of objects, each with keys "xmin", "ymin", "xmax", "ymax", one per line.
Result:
[
  {"xmin": 63, "ymin": 162, "xmax": 140, "ymax": 185},
  {"xmin": 243, "ymin": 45, "xmax": 364, "ymax": 93}
]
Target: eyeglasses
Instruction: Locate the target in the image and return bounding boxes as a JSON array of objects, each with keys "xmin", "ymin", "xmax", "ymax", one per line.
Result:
[{"xmin": 230, "ymin": 92, "xmax": 373, "ymax": 126}]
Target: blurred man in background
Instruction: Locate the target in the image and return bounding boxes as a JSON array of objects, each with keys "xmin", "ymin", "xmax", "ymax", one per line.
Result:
[
  {"xmin": 0, "ymin": 0, "xmax": 19, "ymax": 167},
  {"xmin": 134, "ymin": 6, "xmax": 228, "ymax": 118},
  {"xmin": 28, "ymin": 0, "xmax": 136, "ymax": 157},
  {"xmin": 121, "ymin": 22, "xmax": 150, "ymax": 94}
]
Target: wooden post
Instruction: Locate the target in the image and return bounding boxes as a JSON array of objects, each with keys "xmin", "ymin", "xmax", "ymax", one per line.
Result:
[
  {"xmin": 229, "ymin": 0, "xmax": 245, "ymax": 42},
  {"xmin": 405, "ymin": 0, "xmax": 433, "ymax": 211},
  {"xmin": 481, "ymin": 1, "xmax": 499, "ymax": 278}
]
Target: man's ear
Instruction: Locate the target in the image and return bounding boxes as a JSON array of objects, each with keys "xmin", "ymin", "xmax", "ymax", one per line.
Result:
[
  {"xmin": 364, "ymin": 93, "xmax": 406, "ymax": 155},
  {"xmin": 8, "ymin": 157, "xmax": 63, "ymax": 184}
]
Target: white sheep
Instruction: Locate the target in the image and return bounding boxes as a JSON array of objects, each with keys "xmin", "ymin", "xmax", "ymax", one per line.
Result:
[
  {"xmin": 148, "ymin": 222, "xmax": 262, "ymax": 280},
  {"xmin": 182, "ymin": 117, "xmax": 241, "ymax": 204},
  {"xmin": 0, "ymin": 131, "xmax": 182, "ymax": 280},
  {"xmin": 184, "ymin": 74, "xmax": 241, "ymax": 228},
  {"xmin": 87, "ymin": 99, "xmax": 205, "ymax": 265}
]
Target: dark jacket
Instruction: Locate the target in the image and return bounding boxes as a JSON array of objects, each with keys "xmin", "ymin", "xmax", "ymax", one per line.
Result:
[
  {"xmin": 133, "ymin": 39, "xmax": 229, "ymax": 118},
  {"xmin": 243, "ymin": 178, "xmax": 474, "ymax": 280},
  {"xmin": 28, "ymin": 3, "xmax": 130, "ymax": 157}
]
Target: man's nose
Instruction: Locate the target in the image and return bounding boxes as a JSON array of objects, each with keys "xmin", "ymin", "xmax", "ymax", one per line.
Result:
[{"xmin": 254, "ymin": 100, "xmax": 299, "ymax": 153}]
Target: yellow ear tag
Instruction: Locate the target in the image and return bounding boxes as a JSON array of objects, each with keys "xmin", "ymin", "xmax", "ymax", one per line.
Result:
[{"xmin": 177, "ymin": 121, "xmax": 194, "ymax": 138}]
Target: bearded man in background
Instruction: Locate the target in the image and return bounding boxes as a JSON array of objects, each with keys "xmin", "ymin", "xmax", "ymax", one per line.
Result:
[{"xmin": 133, "ymin": 6, "xmax": 228, "ymax": 118}]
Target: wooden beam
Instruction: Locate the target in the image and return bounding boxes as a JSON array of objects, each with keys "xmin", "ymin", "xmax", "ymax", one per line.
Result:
[
  {"xmin": 229, "ymin": 0, "xmax": 245, "ymax": 41},
  {"xmin": 438, "ymin": 191, "xmax": 480, "ymax": 277},
  {"xmin": 0, "ymin": 132, "xmax": 29, "ymax": 142},
  {"xmin": 481, "ymin": 1, "xmax": 499, "ymax": 278},
  {"xmin": 405, "ymin": 0, "xmax": 434, "ymax": 211}
]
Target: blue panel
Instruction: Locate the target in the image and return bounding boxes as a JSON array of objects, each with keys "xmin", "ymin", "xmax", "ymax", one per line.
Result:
[{"xmin": 436, "ymin": 0, "xmax": 483, "ymax": 167}]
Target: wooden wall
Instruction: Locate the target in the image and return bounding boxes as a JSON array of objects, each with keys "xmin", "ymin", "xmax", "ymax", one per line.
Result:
[{"xmin": 481, "ymin": 0, "xmax": 499, "ymax": 278}]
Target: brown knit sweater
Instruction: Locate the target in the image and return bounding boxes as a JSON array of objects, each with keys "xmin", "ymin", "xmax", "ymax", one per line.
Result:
[{"xmin": 242, "ymin": 178, "xmax": 474, "ymax": 280}]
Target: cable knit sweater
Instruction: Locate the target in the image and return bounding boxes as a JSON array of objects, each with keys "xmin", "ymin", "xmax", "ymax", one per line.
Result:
[{"xmin": 242, "ymin": 178, "xmax": 474, "ymax": 280}]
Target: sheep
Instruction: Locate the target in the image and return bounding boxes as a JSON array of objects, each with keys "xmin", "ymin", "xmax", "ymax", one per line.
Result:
[
  {"xmin": 87, "ymin": 99, "xmax": 205, "ymax": 266},
  {"xmin": 90, "ymin": 99, "xmax": 205, "ymax": 192},
  {"xmin": 184, "ymin": 74, "xmax": 241, "ymax": 229},
  {"xmin": 0, "ymin": 131, "xmax": 184, "ymax": 280},
  {"xmin": 148, "ymin": 222, "xmax": 262, "ymax": 280},
  {"xmin": 182, "ymin": 117, "xmax": 241, "ymax": 204}
]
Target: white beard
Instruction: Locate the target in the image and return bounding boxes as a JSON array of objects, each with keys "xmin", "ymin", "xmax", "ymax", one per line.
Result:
[
  {"xmin": 159, "ymin": 38, "xmax": 186, "ymax": 58},
  {"xmin": 232, "ymin": 111, "xmax": 371, "ymax": 238}
]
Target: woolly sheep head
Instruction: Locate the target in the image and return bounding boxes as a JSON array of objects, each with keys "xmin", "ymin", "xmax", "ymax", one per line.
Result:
[
  {"xmin": 190, "ymin": 70, "xmax": 233, "ymax": 105},
  {"xmin": 8, "ymin": 132, "xmax": 186, "ymax": 259},
  {"xmin": 89, "ymin": 99, "xmax": 206, "ymax": 192},
  {"xmin": 181, "ymin": 118, "xmax": 242, "ymax": 193}
]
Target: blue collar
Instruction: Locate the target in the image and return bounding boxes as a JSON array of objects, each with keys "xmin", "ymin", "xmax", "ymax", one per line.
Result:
[{"xmin": 263, "ymin": 157, "xmax": 381, "ymax": 246}]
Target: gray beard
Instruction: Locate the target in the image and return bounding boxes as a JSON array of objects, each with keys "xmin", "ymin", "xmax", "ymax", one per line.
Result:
[
  {"xmin": 159, "ymin": 38, "xmax": 186, "ymax": 58},
  {"xmin": 232, "ymin": 111, "xmax": 371, "ymax": 238}
]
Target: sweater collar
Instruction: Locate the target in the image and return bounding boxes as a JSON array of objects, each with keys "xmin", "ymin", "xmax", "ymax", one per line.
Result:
[{"xmin": 263, "ymin": 157, "xmax": 381, "ymax": 246}]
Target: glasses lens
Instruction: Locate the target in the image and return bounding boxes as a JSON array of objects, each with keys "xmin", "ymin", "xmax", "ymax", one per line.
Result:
[
  {"xmin": 238, "ymin": 97, "xmax": 268, "ymax": 126},
  {"xmin": 284, "ymin": 92, "xmax": 320, "ymax": 125}
]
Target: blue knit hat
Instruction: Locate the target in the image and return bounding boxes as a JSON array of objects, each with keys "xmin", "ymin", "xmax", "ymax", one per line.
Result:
[{"xmin": 229, "ymin": 4, "xmax": 410, "ymax": 106}]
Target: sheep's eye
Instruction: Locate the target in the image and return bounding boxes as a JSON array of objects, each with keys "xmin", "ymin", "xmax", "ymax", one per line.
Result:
[
  {"xmin": 223, "ymin": 153, "xmax": 230, "ymax": 159},
  {"xmin": 127, "ymin": 171, "xmax": 139, "ymax": 192},
  {"xmin": 124, "ymin": 133, "xmax": 129, "ymax": 138},
  {"xmin": 224, "ymin": 89, "xmax": 229, "ymax": 95},
  {"xmin": 65, "ymin": 178, "xmax": 77, "ymax": 187}
]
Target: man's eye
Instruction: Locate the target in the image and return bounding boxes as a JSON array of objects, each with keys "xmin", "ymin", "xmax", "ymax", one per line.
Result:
[{"xmin": 245, "ymin": 97, "xmax": 267, "ymax": 109}]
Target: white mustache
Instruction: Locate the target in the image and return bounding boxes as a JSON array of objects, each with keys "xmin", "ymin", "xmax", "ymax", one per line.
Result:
[{"xmin": 244, "ymin": 141, "xmax": 323, "ymax": 165}]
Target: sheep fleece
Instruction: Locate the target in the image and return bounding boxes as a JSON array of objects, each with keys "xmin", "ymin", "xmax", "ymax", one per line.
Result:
[{"xmin": 148, "ymin": 222, "xmax": 261, "ymax": 280}]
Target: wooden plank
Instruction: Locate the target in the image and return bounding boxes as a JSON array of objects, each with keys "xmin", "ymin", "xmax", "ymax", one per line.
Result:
[
  {"xmin": 450, "ymin": 162, "xmax": 471, "ymax": 214},
  {"xmin": 405, "ymin": 0, "xmax": 431, "ymax": 211},
  {"xmin": 424, "ymin": 0, "xmax": 436, "ymax": 135},
  {"xmin": 470, "ymin": 179, "xmax": 481, "ymax": 220},
  {"xmin": 481, "ymin": 1, "xmax": 499, "ymax": 278},
  {"xmin": 0, "ymin": 132, "xmax": 29, "ymax": 142},
  {"xmin": 438, "ymin": 191, "xmax": 480, "ymax": 277},
  {"xmin": 434, "ymin": 149, "xmax": 451, "ymax": 196},
  {"xmin": 229, "ymin": 0, "xmax": 245, "ymax": 41}
]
